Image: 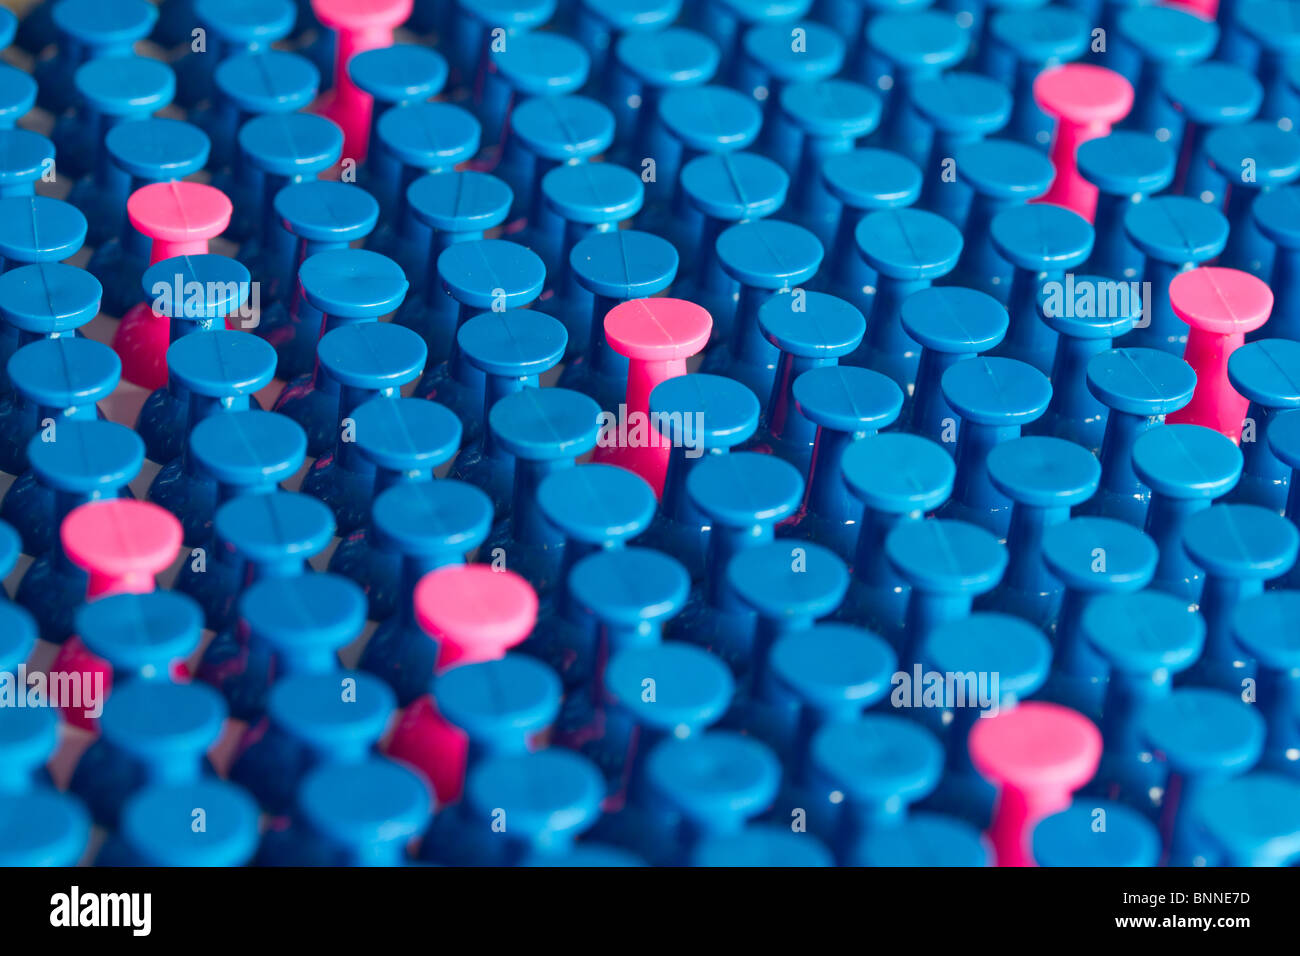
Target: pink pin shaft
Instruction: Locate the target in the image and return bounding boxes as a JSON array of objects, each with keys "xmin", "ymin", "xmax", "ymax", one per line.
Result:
[{"xmin": 384, "ymin": 695, "xmax": 469, "ymax": 804}]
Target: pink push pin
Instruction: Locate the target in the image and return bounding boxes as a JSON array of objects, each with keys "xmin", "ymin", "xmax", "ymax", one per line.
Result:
[
  {"xmin": 968, "ymin": 701, "xmax": 1103, "ymax": 867},
  {"xmin": 110, "ymin": 182, "xmax": 234, "ymax": 390},
  {"xmin": 1034, "ymin": 64, "xmax": 1134, "ymax": 222},
  {"xmin": 50, "ymin": 499, "xmax": 184, "ymax": 732},
  {"xmin": 592, "ymin": 297, "xmax": 712, "ymax": 496},
  {"xmin": 1165, "ymin": 267, "xmax": 1273, "ymax": 440},
  {"xmin": 312, "ymin": 0, "xmax": 413, "ymax": 161}
]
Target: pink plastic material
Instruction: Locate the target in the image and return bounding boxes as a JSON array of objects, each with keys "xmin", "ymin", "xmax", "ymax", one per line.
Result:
[
  {"xmin": 414, "ymin": 565, "xmax": 538, "ymax": 670},
  {"xmin": 1034, "ymin": 65, "xmax": 1134, "ymax": 222},
  {"xmin": 112, "ymin": 182, "xmax": 234, "ymax": 390},
  {"xmin": 312, "ymin": 0, "xmax": 413, "ymax": 161},
  {"xmin": 51, "ymin": 500, "xmax": 183, "ymax": 732},
  {"xmin": 1165, "ymin": 267, "xmax": 1273, "ymax": 440},
  {"xmin": 384, "ymin": 696, "xmax": 468, "ymax": 804},
  {"xmin": 968, "ymin": 702, "xmax": 1103, "ymax": 867},
  {"xmin": 591, "ymin": 297, "xmax": 712, "ymax": 495}
]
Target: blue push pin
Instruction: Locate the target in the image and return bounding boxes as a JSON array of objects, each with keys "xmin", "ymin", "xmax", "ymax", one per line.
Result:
[
  {"xmin": 201, "ymin": 50, "xmax": 320, "ymax": 174},
  {"xmin": 296, "ymin": 324, "xmax": 432, "ymax": 529},
  {"xmin": 912, "ymin": 72, "xmax": 1012, "ymax": 226},
  {"xmin": 1141, "ymin": 687, "xmax": 1265, "ymax": 866},
  {"xmin": 1033, "ymin": 273, "xmax": 1141, "ymax": 451},
  {"xmin": 1117, "ymin": 197, "xmax": 1229, "ymax": 354},
  {"xmin": 988, "ymin": 203, "xmax": 1094, "ymax": 373},
  {"xmin": 887, "ymin": 518, "xmax": 1007, "ymax": 663},
  {"xmin": 979, "ymin": 436, "xmax": 1100, "ymax": 628},
  {"xmin": 1193, "ymin": 773, "xmax": 1300, "ymax": 866},
  {"xmin": 944, "ymin": 138, "xmax": 1055, "ymax": 297},
  {"xmin": 755, "ymin": 291, "xmax": 866, "ymax": 470},
  {"xmin": 1113, "ymin": 4, "xmax": 1217, "ymax": 138},
  {"xmin": 808, "ymin": 715, "xmax": 944, "ymax": 863},
  {"xmin": 703, "ymin": 220, "xmax": 823, "ymax": 399},
  {"xmin": 692, "ymin": 827, "xmax": 833, "ymax": 866},
  {"xmin": 0, "ymin": 263, "xmax": 103, "ymax": 403},
  {"xmin": 450, "ymin": 0, "xmax": 556, "ymax": 90},
  {"xmin": 0, "ymin": 789, "xmax": 89, "ymax": 865},
  {"xmin": 34, "ymin": 0, "xmax": 158, "ymax": 115},
  {"xmin": 900, "ymin": 286, "xmax": 1008, "ymax": 449},
  {"xmin": 1039, "ymin": 516, "xmax": 1159, "ymax": 718},
  {"xmin": 778, "ymin": 80, "xmax": 882, "ymax": 243},
  {"xmin": 355, "ymin": 480, "xmax": 493, "ymax": 703},
  {"xmin": 938, "ymin": 356, "xmax": 1053, "ymax": 535},
  {"xmin": 348, "ymin": 44, "xmax": 449, "ymax": 171},
  {"xmin": 435, "ymin": 653, "xmax": 561, "ymax": 772},
  {"xmin": 573, "ymin": 0, "xmax": 681, "ymax": 84},
  {"xmin": 231, "ymin": 670, "xmax": 395, "ymax": 815},
  {"xmin": 917, "ymin": 612, "xmax": 1051, "ymax": 830},
  {"xmin": 229, "ymin": 111, "xmax": 344, "ymax": 246},
  {"xmin": 1205, "ymin": 121, "xmax": 1300, "ymax": 280},
  {"xmin": 1076, "ymin": 133, "xmax": 1176, "ymax": 281},
  {"xmin": 638, "ymin": 374, "xmax": 761, "ymax": 581},
  {"xmin": 1272, "ymin": 409, "xmax": 1300, "ymax": 542},
  {"xmin": 1227, "ymin": 339, "xmax": 1300, "ymax": 510},
  {"xmin": 1232, "ymin": 591, "xmax": 1300, "ymax": 777},
  {"xmin": 0, "ymin": 64, "xmax": 36, "ymax": 130},
  {"xmin": 607, "ymin": 27, "xmax": 720, "ymax": 162},
  {"xmin": 837, "ymin": 433, "xmax": 955, "ymax": 642},
  {"xmin": 1131, "ymin": 423, "xmax": 1243, "ymax": 601},
  {"xmin": 1033, "ymin": 799, "xmax": 1161, "ymax": 866},
  {"xmin": 860, "ymin": 11, "xmax": 969, "ymax": 165},
  {"xmin": 1182, "ymin": 504, "xmax": 1298, "ymax": 693},
  {"xmin": 985, "ymin": 6, "xmax": 1089, "ymax": 149},
  {"xmin": 296, "ymin": 758, "xmax": 430, "ymax": 865},
  {"xmin": 1085, "ymin": 589, "xmax": 1204, "ymax": 807},
  {"xmin": 820, "ymin": 148, "xmax": 922, "ymax": 312},
  {"xmin": 76, "ymin": 590, "xmax": 202, "ymax": 684},
  {"xmin": 698, "ymin": 0, "xmax": 811, "ymax": 80},
  {"xmin": 854, "ymin": 812, "xmax": 991, "ymax": 866},
  {"xmin": 0, "ymin": 197, "xmax": 87, "ymax": 274},
  {"xmin": 478, "ymin": 31, "xmax": 590, "ymax": 153},
  {"xmin": 1254, "ymin": 186, "xmax": 1300, "ymax": 342},
  {"xmin": 845, "ymin": 208, "xmax": 963, "ymax": 392},
  {"xmin": 786, "ymin": 366, "xmax": 903, "ymax": 558},
  {"xmin": 395, "ymin": 171, "xmax": 514, "ymax": 370},
  {"xmin": 1235, "ymin": 0, "xmax": 1300, "ymax": 125},
  {"xmin": 0, "ymin": 130, "xmax": 55, "ymax": 200},
  {"xmin": 272, "ymin": 249, "xmax": 411, "ymax": 455},
  {"xmin": 175, "ymin": 0, "xmax": 296, "ymax": 109},
  {"xmin": 1163, "ymin": 62, "xmax": 1262, "ymax": 202},
  {"xmin": 102, "ymin": 779, "xmax": 258, "ymax": 866}
]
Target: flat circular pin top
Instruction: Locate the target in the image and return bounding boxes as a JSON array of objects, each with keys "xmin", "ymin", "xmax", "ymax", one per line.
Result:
[
  {"xmin": 1039, "ymin": 274, "xmax": 1141, "ymax": 340},
  {"xmin": 1271, "ymin": 408, "xmax": 1300, "ymax": 468},
  {"xmin": 583, "ymin": 0, "xmax": 679, "ymax": 31},
  {"xmin": 727, "ymin": 541, "xmax": 849, "ymax": 621},
  {"xmin": 143, "ymin": 254, "xmax": 250, "ymax": 320},
  {"xmin": 1227, "ymin": 339, "xmax": 1300, "ymax": 407},
  {"xmin": 8, "ymin": 337, "xmax": 119, "ymax": 409},
  {"xmin": 686, "ymin": 451, "xmax": 804, "ymax": 527},
  {"xmin": 1253, "ymin": 186, "xmax": 1300, "ymax": 250},
  {"xmin": 127, "ymin": 182, "xmax": 232, "ymax": 244},
  {"xmin": 989, "ymin": 203, "xmax": 1093, "ymax": 272},
  {"xmin": 615, "ymin": 27, "xmax": 720, "ymax": 87},
  {"xmin": 276, "ymin": 181, "xmax": 379, "ymax": 243},
  {"xmin": 1131, "ymin": 423, "xmax": 1242, "ymax": 499},
  {"xmin": 900, "ymin": 287, "xmax": 1008, "ymax": 355},
  {"xmin": 886, "ymin": 518, "xmax": 1008, "ymax": 594},
  {"xmin": 189, "ymin": 410, "xmax": 307, "ymax": 488},
  {"xmin": 867, "ymin": 11, "xmax": 968, "ymax": 70},
  {"xmin": 316, "ymin": 322, "xmax": 426, "ymax": 389},
  {"xmin": 841, "ymin": 432, "xmax": 955, "ymax": 515},
  {"xmin": 0, "ymin": 196, "xmax": 86, "ymax": 264},
  {"xmin": 538, "ymin": 465, "xmax": 657, "ymax": 545},
  {"xmin": 1117, "ymin": 4, "xmax": 1218, "ymax": 65},
  {"xmin": 299, "ymin": 756, "xmax": 430, "ymax": 854},
  {"xmin": 1183, "ymin": 504, "xmax": 1299, "ymax": 579},
  {"xmin": 648, "ymin": 731, "xmax": 781, "ymax": 822},
  {"xmin": 1236, "ymin": 0, "xmax": 1300, "ymax": 56},
  {"xmin": 28, "ymin": 420, "xmax": 142, "ymax": 493},
  {"xmin": 0, "ymin": 601, "xmax": 35, "ymax": 671},
  {"xmin": 458, "ymin": 309, "xmax": 567, "ymax": 378},
  {"xmin": 604, "ymin": 297, "xmax": 712, "ymax": 361},
  {"xmin": 214, "ymin": 51, "xmax": 320, "ymax": 115},
  {"xmin": 821, "ymin": 147, "xmax": 922, "ymax": 210},
  {"xmin": 986, "ymin": 435, "xmax": 1101, "ymax": 509},
  {"xmin": 414, "ymin": 565, "xmax": 538, "ymax": 662},
  {"xmin": 716, "ymin": 219, "xmax": 823, "ymax": 289},
  {"xmin": 990, "ymin": 6, "xmax": 1089, "ymax": 64},
  {"xmin": 437, "ymin": 239, "xmax": 546, "ymax": 310},
  {"xmin": 490, "ymin": 30, "xmax": 590, "ymax": 96},
  {"xmin": 659, "ymin": 85, "xmax": 762, "ymax": 153},
  {"xmin": 238, "ymin": 113, "xmax": 343, "ymax": 179},
  {"xmin": 371, "ymin": 480, "xmax": 494, "ymax": 558},
  {"xmin": 811, "ymin": 715, "xmax": 944, "ymax": 804},
  {"xmin": 511, "ymin": 95, "xmax": 613, "ymax": 162},
  {"xmin": 241, "ymin": 573, "xmax": 367, "ymax": 658},
  {"xmin": 604, "ymin": 641, "xmax": 734, "ymax": 730},
  {"xmin": 53, "ymin": 0, "xmax": 157, "ymax": 43},
  {"xmin": 1033, "ymin": 800, "xmax": 1160, "ymax": 866},
  {"xmin": 166, "ymin": 330, "xmax": 275, "ymax": 398},
  {"xmin": 923, "ymin": 612, "xmax": 1051, "ymax": 701},
  {"xmin": 856, "ymin": 812, "xmax": 990, "ymax": 866},
  {"xmin": 75, "ymin": 591, "xmax": 202, "ymax": 675},
  {"xmin": 648, "ymin": 372, "xmax": 760, "ymax": 449},
  {"xmin": 941, "ymin": 356, "xmax": 1053, "ymax": 426},
  {"xmin": 299, "ymin": 249, "xmax": 409, "ymax": 319},
  {"xmin": 106, "ymin": 118, "xmax": 210, "ymax": 181},
  {"xmin": 1083, "ymin": 590, "xmax": 1205, "ymax": 674},
  {"xmin": 196, "ymin": 0, "xmax": 296, "ymax": 39},
  {"xmin": 102, "ymin": 680, "xmax": 226, "ymax": 760},
  {"xmin": 433, "ymin": 655, "xmax": 560, "ymax": 742},
  {"xmin": 352, "ymin": 397, "xmax": 462, "ymax": 473},
  {"xmin": 1168, "ymin": 267, "xmax": 1273, "ymax": 336},
  {"xmin": 312, "ymin": 0, "xmax": 414, "ymax": 28},
  {"xmin": 466, "ymin": 749, "xmax": 602, "ymax": 838},
  {"xmin": 1033, "ymin": 63, "xmax": 1133, "ymax": 125},
  {"xmin": 681, "ymin": 152, "xmax": 788, "ymax": 221},
  {"xmin": 269, "ymin": 671, "xmax": 396, "ymax": 753},
  {"xmin": 0, "ymin": 130, "xmax": 55, "ymax": 188},
  {"xmin": 1140, "ymin": 688, "xmax": 1265, "ymax": 774},
  {"xmin": 1076, "ymin": 131, "xmax": 1175, "ymax": 196},
  {"xmin": 779, "ymin": 78, "xmax": 880, "ymax": 140},
  {"xmin": 1162, "ymin": 61, "xmax": 1262, "ymax": 127},
  {"xmin": 488, "ymin": 387, "xmax": 600, "ymax": 461},
  {"xmin": 215, "ymin": 492, "xmax": 335, "ymax": 564},
  {"xmin": 744, "ymin": 20, "xmax": 843, "ymax": 83},
  {"xmin": 759, "ymin": 291, "xmax": 864, "ymax": 359},
  {"xmin": 855, "ymin": 208, "xmax": 962, "ymax": 280},
  {"xmin": 1233, "ymin": 591, "xmax": 1300, "ymax": 669},
  {"xmin": 968, "ymin": 701, "xmax": 1102, "ymax": 790},
  {"xmin": 407, "ymin": 171, "xmax": 512, "ymax": 235},
  {"xmin": 0, "ymin": 263, "xmax": 100, "ymax": 334},
  {"xmin": 73, "ymin": 55, "xmax": 175, "ymax": 116},
  {"xmin": 542, "ymin": 162, "xmax": 643, "ymax": 225},
  {"xmin": 909, "ymin": 72, "xmax": 1012, "ymax": 136},
  {"xmin": 0, "ymin": 65, "xmax": 36, "ymax": 124},
  {"xmin": 377, "ymin": 102, "xmax": 479, "ymax": 170},
  {"xmin": 693, "ymin": 827, "xmax": 833, "ymax": 867},
  {"xmin": 1194, "ymin": 774, "xmax": 1300, "ymax": 865},
  {"xmin": 347, "ymin": 44, "xmax": 447, "ymax": 103},
  {"xmin": 459, "ymin": 0, "xmax": 556, "ymax": 29},
  {"xmin": 1041, "ymin": 516, "xmax": 1158, "ymax": 592},
  {"xmin": 0, "ymin": 697, "xmax": 57, "ymax": 773},
  {"xmin": 1123, "ymin": 196, "xmax": 1228, "ymax": 263},
  {"xmin": 955, "ymin": 138, "xmax": 1057, "ymax": 201},
  {"xmin": 768, "ymin": 623, "xmax": 897, "ymax": 711},
  {"xmin": 1206, "ymin": 122, "xmax": 1300, "ymax": 187},
  {"xmin": 1085, "ymin": 347, "xmax": 1197, "ymax": 416},
  {"xmin": 793, "ymin": 366, "xmax": 903, "ymax": 432},
  {"xmin": 0, "ymin": 790, "xmax": 90, "ymax": 866},
  {"xmin": 571, "ymin": 230, "xmax": 678, "ymax": 299}
]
